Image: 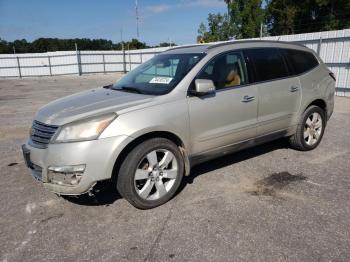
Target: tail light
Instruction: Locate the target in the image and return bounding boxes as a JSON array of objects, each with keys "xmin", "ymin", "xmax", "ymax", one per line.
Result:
[{"xmin": 329, "ymin": 72, "xmax": 336, "ymax": 82}]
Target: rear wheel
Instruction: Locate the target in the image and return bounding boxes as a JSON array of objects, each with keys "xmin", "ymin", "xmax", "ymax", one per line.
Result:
[
  {"xmin": 116, "ymin": 138, "xmax": 184, "ymax": 209},
  {"xmin": 289, "ymin": 105, "xmax": 326, "ymax": 151}
]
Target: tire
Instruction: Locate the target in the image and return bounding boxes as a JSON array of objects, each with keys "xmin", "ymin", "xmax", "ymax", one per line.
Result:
[
  {"xmin": 116, "ymin": 138, "xmax": 184, "ymax": 209},
  {"xmin": 289, "ymin": 105, "xmax": 326, "ymax": 151}
]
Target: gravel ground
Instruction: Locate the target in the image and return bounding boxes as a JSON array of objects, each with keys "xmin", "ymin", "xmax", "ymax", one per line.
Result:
[{"xmin": 0, "ymin": 74, "xmax": 349, "ymax": 262}]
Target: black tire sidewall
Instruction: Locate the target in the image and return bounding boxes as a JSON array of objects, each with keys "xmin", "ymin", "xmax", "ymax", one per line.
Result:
[{"xmin": 118, "ymin": 138, "xmax": 184, "ymax": 209}]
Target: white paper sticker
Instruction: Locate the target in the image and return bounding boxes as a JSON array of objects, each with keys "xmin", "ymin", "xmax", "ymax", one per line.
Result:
[{"xmin": 149, "ymin": 77, "xmax": 173, "ymax": 84}]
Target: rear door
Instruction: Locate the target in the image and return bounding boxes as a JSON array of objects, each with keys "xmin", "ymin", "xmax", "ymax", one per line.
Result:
[{"xmin": 244, "ymin": 48, "xmax": 301, "ymax": 136}]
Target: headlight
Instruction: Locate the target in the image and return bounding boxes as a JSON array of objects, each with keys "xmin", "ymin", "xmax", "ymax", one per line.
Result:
[{"xmin": 53, "ymin": 113, "xmax": 116, "ymax": 143}]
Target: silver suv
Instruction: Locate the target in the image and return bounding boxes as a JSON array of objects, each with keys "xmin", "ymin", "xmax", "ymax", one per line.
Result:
[{"xmin": 22, "ymin": 41, "xmax": 335, "ymax": 209}]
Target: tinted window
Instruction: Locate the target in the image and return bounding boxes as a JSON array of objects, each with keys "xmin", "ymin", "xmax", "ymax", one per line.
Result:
[
  {"xmin": 282, "ymin": 49, "xmax": 319, "ymax": 75},
  {"xmin": 197, "ymin": 52, "xmax": 248, "ymax": 90},
  {"xmin": 245, "ymin": 48, "xmax": 289, "ymax": 82}
]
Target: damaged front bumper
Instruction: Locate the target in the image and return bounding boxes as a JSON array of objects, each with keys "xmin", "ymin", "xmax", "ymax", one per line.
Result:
[{"xmin": 21, "ymin": 135, "xmax": 133, "ymax": 195}]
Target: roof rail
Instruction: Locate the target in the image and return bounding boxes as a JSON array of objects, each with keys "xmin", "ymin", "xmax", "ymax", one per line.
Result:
[
  {"xmin": 166, "ymin": 44, "xmax": 210, "ymax": 51},
  {"xmin": 207, "ymin": 39, "xmax": 304, "ymax": 49}
]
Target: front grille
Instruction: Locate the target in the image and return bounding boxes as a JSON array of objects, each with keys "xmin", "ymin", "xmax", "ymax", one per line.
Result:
[{"xmin": 30, "ymin": 120, "xmax": 59, "ymax": 148}]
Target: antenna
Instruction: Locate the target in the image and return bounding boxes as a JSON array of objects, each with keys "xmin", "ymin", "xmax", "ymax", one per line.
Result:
[{"xmin": 135, "ymin": 0, "xmax": 140, "ymax": 38}]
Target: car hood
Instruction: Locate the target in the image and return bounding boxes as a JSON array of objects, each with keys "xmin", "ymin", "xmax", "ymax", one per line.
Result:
[{"xmin": 34, "ymin": 88, "xmax": 154, "ymax": 126}]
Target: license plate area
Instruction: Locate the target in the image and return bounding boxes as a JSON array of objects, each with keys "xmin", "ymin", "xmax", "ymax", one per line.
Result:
[
  {"xmin": 22, "ymin": 144, "xmax": 33, "ymax": 169},
  {"xmin": 21, "ymin": 144, "xmax": 42, "ymax": 181}
]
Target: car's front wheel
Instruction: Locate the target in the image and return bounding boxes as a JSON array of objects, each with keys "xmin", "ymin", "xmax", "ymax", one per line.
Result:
[{"xmin": 116, "ymin": 138, "xmax": 184, "ymax": 209}]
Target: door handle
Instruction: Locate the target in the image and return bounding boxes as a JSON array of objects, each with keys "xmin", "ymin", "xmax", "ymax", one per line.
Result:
[
  {"xmin": 290, "ymin": 86, "xmax": 300, "ymax": 92},
  {"xmin": 242, "ymin": 95, "xmax": 255, "ymax": 103}
]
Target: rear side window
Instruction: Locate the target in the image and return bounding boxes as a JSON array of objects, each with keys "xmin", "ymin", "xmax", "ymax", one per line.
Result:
[
  {"xmin": 244, "ymin": 48, "xmax": 289, "ymax": 82},
  {"xmin": 281, "ymin": 49, "xmax": 319, "ymax": 75}
]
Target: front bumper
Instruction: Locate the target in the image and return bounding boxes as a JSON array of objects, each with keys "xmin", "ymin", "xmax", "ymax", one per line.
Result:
[{"xmin": 22, "ymin": 135, "xmax": 133, "ymax": 195}]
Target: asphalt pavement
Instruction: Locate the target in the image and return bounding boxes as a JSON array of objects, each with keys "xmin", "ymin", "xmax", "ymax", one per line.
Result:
[{"xmin": 0, "ymin": 74, "xmax": 349, "ymax": 262}]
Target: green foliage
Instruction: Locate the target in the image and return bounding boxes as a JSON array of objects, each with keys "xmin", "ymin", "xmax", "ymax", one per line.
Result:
[
  {"xmin": 122, "ymin": 38, "xmax": 148, "ymax": 50},
  {"xmin": 0, "ymin": 38, "xmax": 13, "ymax": 53},
  {"xmin": 226, "ymin": 0, "xmax": 265, "ymax": 39},
  {"xmin": 157, "ymin": 42, "xmax": 177, "ymax": 47},
  {"xmin": 0, "ymin": 38, "xmax": 150, "ymax": 54},
  {"xmin": 198, "ymin": 0, "xmax": 350, "ymax": 42},
  {"xmin": 197, "ymin": 13, "xmax": 233, "ymax": 42},
  {"xmin": 266, "ymin": 0, "xmax": 350, "ymax": 35},
  {"xmin": 198, "ymin": 0, "xmax": 265, "ymax": 42}
]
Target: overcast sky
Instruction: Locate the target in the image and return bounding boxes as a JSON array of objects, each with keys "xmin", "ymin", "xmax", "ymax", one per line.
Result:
[{"xmin": 0, "ymin": 0, "xmax": 227, "ymax": 45}]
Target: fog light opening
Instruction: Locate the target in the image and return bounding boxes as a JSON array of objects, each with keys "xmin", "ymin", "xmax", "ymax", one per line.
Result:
[{"xmin": 47, "ymin": 165, "xmax": 85, "ymax": 186}]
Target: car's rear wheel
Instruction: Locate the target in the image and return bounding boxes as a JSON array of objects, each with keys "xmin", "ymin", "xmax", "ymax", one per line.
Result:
[
  {"xmin": 289, "ymin": 105, "xmax": 326, "ymax": 151},
  {"xmin": 116, "ymin": 138, "xmax": 184, "ymax": 209}
]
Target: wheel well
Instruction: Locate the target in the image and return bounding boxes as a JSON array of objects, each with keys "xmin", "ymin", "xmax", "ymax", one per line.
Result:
[
  {"xmin": 111, "ymin": 131, "xmax": 186, "ymax": 182},
  {"xmin": 308, "ymin": 99, "xmax": 327, "ymax": 114}
]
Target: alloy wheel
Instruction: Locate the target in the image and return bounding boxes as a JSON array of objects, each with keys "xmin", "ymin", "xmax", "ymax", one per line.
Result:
[
  {"xmin": 304, "ymin": 112, "xmax": 323, "ymax": 146},
  {"xmin": 134, "ymin": 149, "xmax": 178, "ymax": 200}
]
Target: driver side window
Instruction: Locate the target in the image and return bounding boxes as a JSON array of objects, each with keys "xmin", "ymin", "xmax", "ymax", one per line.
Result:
[{"xmin": 197, "ymin": 52, "xmax": 248, "ymax": 90}]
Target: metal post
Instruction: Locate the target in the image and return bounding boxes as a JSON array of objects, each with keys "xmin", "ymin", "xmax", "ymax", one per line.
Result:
[
  {"xmin": 75, "ymin": 43, "xmax": 82, "ymax": 76},
  {"xmin": 48, "ymin": 56, "xmax": 52, "ymax": 76},
  {"xmin": 128, "ymin": 44, "xmax": 131, "ymax": 71},
  {"xmin": 140, "ymin": 51, "xmax": 142, "ymax": 64},
  {"xmin": 260, "ymin": 23, "xmax": 263, "ymax": 39},
  {"xmin": 102, "ymin": 54, "xmax": 106, "ymax": 74},
  {"xmin": 16, "ymin": 56, "xmax": 22, "ymax": 78},
  {"xmin": 317, "ymin": 37, "xmax": 322, "ymax": 55},
  {"xmin": 122, "ymin": 44, "xmax": 126, "ymax": 73}
]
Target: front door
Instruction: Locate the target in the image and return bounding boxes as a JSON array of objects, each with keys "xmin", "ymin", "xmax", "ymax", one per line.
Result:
[{"xmin": 187, "ymin": 51, "xmax": 258, "ymax": 155}]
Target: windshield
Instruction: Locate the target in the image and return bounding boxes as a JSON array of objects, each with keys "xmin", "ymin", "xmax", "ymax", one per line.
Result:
[{"xmin": 112, "ymin": 53, "xmax": 205, "ymax": 95}]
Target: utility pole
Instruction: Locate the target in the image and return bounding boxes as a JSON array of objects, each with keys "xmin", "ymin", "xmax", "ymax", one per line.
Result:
[{"xmin": 135, "ymin": 0, "xmax": 140, "ymax": 38}]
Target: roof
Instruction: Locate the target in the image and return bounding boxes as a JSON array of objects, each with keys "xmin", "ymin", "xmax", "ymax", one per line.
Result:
[
  {"xmin": 163, "ymin": 40, "xmax": 308, "ymax": 54},
  {"xmin": 163, "ymin": 44, "xmax": 210, "ymax": 54}
]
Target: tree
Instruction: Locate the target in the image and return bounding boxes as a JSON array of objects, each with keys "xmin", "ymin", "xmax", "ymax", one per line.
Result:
[
  {"xmin": 226, "ymin": 0, "xmax": 265, "ymax": 39},
  {"xmin": 266, "ymin": 0, "xmax": 298, "ymax": 35},
  {"xmin": 197, "ymin": 13, "xmax": 232, "ymax": 42},
  {"xmin": 198, "ymin": 0, "xmax": 265, "ymax": 42},
  {"xmin": 126, "ymin": 38, "xmax": 147, "ymax": 49},
  {"xmin": 266, "ymin": 0, "xmax": 350, "ymax": 35},
  {"xmin": 0, "ymin": 38, "xmax": 153, "ymax": 54},
  {"xmin": 158, "ymin": 42, "xmax": 177, "ymax": 47},
  {"xmin": 0, "ymin": 38, "xmax": 12, "ymax": 53},
  {"xmin": 199, "ymin": 0, "xmax": 350, "ymax": 41}
]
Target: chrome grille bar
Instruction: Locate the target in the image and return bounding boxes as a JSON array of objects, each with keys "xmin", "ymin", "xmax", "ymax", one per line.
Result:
[{"xmin": 30, "ymin": 120, "xmax": 59, "ymax": 148}]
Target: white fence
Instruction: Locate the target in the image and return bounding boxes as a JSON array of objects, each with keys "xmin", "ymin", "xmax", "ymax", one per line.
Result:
[
  {"xmin": 0, "ymin": 47, "xmax": 169, "ymax": 78},
  {"xmin": 255, "ymin": 29, "xmax": 350, "ymax": 97},
  {"xmin": 0, "ymin": 29, "xmax": 349, "ymax": 96}
]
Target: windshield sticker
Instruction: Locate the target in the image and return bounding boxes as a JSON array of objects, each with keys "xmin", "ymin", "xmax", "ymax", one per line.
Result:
[{"xmin": 149, "ymin": 77, "xmax": 173, "ymax": 84}]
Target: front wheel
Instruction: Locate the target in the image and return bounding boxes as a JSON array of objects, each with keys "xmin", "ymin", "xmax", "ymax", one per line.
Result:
[
  {"xmin": 116, "ymin": 138, "xmax": 184, "ymax": 209},
  {"xmin": 289, "ymin": 105, "xmax": 326, "ymax": 151}
]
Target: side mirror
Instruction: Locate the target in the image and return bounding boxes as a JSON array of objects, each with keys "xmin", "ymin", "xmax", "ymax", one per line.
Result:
[{"xmin": 193, "ymin": 79, "xmax": 216, "ymax": 96}]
